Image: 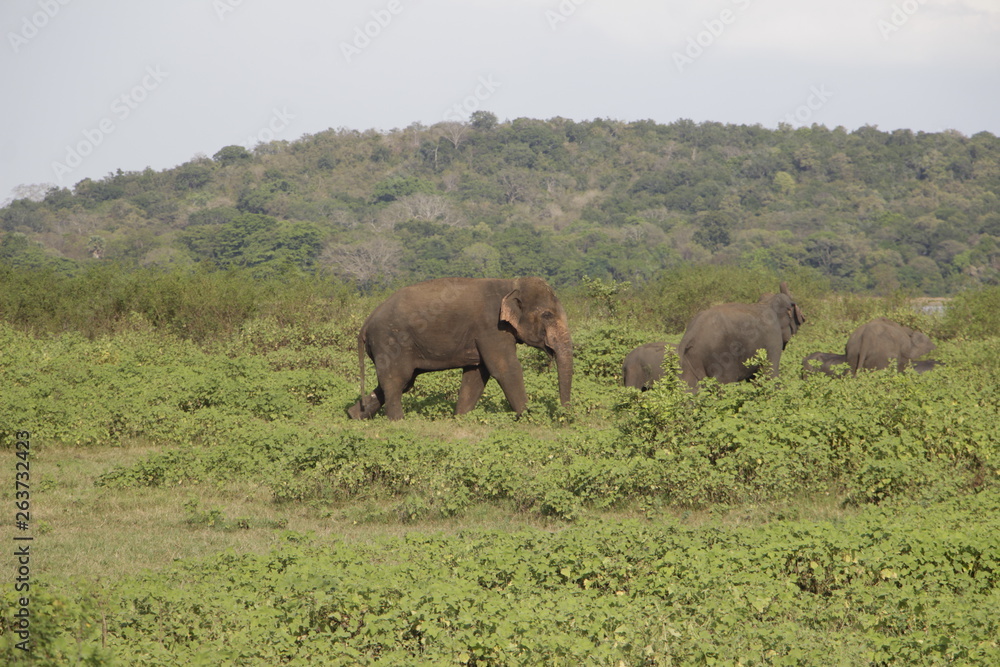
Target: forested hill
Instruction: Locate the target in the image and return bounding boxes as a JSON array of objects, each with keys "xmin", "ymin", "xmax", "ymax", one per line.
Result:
[{"xmin": 3, "ymin": 113, "xmax": 999, "ymax": 295}]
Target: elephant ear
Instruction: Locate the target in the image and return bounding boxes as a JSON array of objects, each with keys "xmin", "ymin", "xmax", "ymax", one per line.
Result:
[
  {"xmin": 500, "ymin": 289, "xmax": 523, "ymax": 332},
  {"xmin": 791, "ymin": 303, "xmax": 805, "ymax": 328}
]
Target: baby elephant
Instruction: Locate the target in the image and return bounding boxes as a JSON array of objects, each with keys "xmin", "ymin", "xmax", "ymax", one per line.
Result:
[
  {"xmin": 622, "ymin": 342, "xmax": 679, "ymax": 390},
  {"xmin": 846, "ymin": 317, "xmax": 936, "ymax": 374}
]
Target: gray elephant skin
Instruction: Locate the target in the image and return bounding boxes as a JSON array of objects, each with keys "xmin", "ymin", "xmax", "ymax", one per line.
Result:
[
  {"xmin": 622, "ymin": 341, "xmax": 679, "ymax": 390},
  {"xmin": 347, "ymin": 277, "xmax": 573, "ymax": 420},
  {"xmin": 845, "ymin": 317, "xmax": 936, "ymax": 374},
  {"xmin": 804, "ymin": 351, "xmax": 943, "ymax": 377},
  {"xmin": 678, "ymin": 282, "xmax": 805, "ymax": 390}
]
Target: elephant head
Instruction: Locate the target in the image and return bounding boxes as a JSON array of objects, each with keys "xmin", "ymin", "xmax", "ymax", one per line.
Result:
[
  {"xmin": 760, "ymin": 282, "xmax": 806, "ymax": 348},
  {"xmin": 906, "ymin": 329, "xmax": 936, "ymax": 359},
  {"xmin": 500, "ymin": 277, "xmax": 573, "ymax": 408}
]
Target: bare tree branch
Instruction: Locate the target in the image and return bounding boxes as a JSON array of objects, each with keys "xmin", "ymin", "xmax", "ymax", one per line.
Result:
[{"xmin": 321, "ymin": 237, "xmax": 403, "ymax": 288}]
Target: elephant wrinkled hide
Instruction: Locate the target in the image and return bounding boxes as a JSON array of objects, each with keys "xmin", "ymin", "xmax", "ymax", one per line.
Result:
[
  {"xmin": 845, "ymin": 317, "xmax": 936, "ymax": 374},
  {"xmin": 347, "ymin": 277, "xmax": 573, "ymax": 420},
  {"xmin": 622, "ymin": 341, "xmax": 679, "ymax": 390},
  {"xmin": 678, "ymin": 282, "xmax": 805, "ymax": 391}
]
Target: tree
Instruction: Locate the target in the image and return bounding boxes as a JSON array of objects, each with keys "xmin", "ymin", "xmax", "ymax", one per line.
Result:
[
  {"xmin": 804, "ymin": 231, "xmax": 861, "ymax": 284},
  {"xmin": 371, "ymin": 176, "xmax": 433, "ymax": 204},
  {"xmin": 438, "ymin": 121, "xmax": 470, "ymax": 149},
  {"xmin": 4, "ymin": 183, "xmax": 52, "ymax": 206},
  {"xmin": 379, "ymin": 193, "xmax": 459, "ymax": 229},
  {"xmin": 175, "ymin": 161, "xmax": 213, "ymax": 190},
  {"xmin": 774, "ymin": 171, "xmax": 796, "ymax": 197},
  {"xmin": 692, "ymin": 211, "xmax": 735, "ymax": 251},
  {"xmin": 470, "ymin": 110, "xmax": 498, "ymax": 131},
  {"xmin": 321, "ymin": 237, "xmax": 402, "ymax": 289},
  {"xmin": 87, "ymin": 235, "xmax": 106, "ymax": 259},
  {"xmin": 212, "ymin": 145, "xmax": 252, "ymax": 166},
  {"xmin": 496, "ymin": 169, "xmax": 531, "ymax": 204},
  {"xmin": 456, "ymin": 242, "xmax": 501, "ymax": 278}
]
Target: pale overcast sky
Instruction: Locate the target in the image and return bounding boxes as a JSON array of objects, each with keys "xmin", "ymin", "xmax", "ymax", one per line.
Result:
[{"xmin": 2, "ymin": 0, "xmax": 999, "ymax": 202}]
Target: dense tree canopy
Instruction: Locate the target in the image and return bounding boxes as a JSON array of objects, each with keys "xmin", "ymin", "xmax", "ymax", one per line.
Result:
[{"xmin": 2, "ymin": 118, "xmax": 999, "ymax": 294}]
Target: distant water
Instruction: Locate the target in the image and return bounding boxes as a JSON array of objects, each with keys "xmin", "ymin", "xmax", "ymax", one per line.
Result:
[{"xmin": 915, "ymin": 302, "xmax": 947, "ymax": 315}]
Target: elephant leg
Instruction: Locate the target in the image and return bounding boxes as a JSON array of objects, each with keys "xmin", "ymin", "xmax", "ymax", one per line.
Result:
[
  {"xmin": 456, "ymin": 365, "xmax": 491, "ymax": 415},
  {"xmin": 378, "ymin": 371, "xmax": 413, "ymax": 421},
  {"xmin": 484, "ymin": 354, "xmax": 527, "ymax": 414},
  {"xmin": 766, "ymin": 345, "xmax": 783, "ymax": 378},
  {"xmin": 622, "ymin": 363, "xmax": 640, "ymax": 389}
]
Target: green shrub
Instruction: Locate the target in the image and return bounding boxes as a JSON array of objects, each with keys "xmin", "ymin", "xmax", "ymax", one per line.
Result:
[
  {"xmin": 941, "ymin": 285, "xmax": 1000, "ymax": 339},
  {"xmin": 20, "ymin": 495, "xmax": 997, "ymax": 665}
]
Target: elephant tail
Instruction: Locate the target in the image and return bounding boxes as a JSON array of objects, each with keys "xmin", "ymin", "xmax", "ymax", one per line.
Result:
[
  {"xmin": 852, "ymin": 343, "xmax": 869, "ymax": 374},
  {"xmin": 677, "ymin": 342, "xmax": 702, "ymax": 390},
  {"xmin": 357, "ymin": 327, "xmax": 367, "ymax": 396}
]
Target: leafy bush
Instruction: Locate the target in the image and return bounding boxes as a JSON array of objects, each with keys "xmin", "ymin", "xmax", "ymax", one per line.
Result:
[
  {"xmin": 9, "ymin": 495, "xmax": 998, "ymax": 665},
  {"xmin": 571, "ymin": 322, "xmax": 651, "ymax": 380},
  {"xmin": 941, "ymin": 285, "xmax": 1000, "ymax": 339},
  {"xmin": 636, "ymin": 265, "xmax": 819, "ymax": 334}
]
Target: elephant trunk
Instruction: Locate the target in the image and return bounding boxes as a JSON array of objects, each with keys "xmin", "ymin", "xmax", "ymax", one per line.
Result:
[{"xmin": 551, "ymin": 326, "xmax": 573, "ymax": 408}]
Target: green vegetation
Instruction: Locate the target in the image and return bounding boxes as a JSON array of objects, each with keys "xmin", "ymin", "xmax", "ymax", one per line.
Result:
[
  {"xmin": 3, "ymin": 118, "xmax": 999, "ymax": 293},
  {"xmin": 1, "ymin": 265, "xmax": 999, "ymax": 664},
  {"xmin": 3, "ymin": 113, "xmax": 999, "ymax": 663}
]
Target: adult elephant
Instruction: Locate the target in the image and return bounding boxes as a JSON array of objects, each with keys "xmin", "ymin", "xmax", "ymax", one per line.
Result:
[
  {"xmin": 801, "ymin": 352, "xmax": 851, "ymax": 378},
  {"xmin": 622, "ymin": 341, "xmax": 678, "ymax": 390},
  {"xmin": 678, "ymin": 283, "xmax": 805, "ymax": 390},
  {"xmin": 845, "ymin": 317, "xmax": 936, "ymax": 374},
  {"xmin": 347, "ymin": 277, "xmax": 573, "ymax": 420}
]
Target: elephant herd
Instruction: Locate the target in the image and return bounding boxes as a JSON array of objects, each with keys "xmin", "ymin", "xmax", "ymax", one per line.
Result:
[
  {"xmin": 625, "ymin": 313, "xmax": 941, "ymax": 390},
  {"xmin": 346, "ymin": 276, "xmax": 939, "ymax": 420}
]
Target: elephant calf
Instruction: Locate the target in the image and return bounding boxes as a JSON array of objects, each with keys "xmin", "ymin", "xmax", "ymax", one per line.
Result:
[
  {"xmin": 845, "ymin": 317, "xmax": 936, "ymax": 374},
  {"xmin": 347, "ymin": 277, "xmax": 573, "ymax": 420},
  {"xmin": 622, "ymin": 341, "xmax": 679, "ymax": 390}
]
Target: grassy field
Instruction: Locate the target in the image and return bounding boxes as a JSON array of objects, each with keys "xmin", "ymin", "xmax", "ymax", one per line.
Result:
[{"xmin": 2, "ymin": 279, "xmax": 999, "ymax": 665}]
